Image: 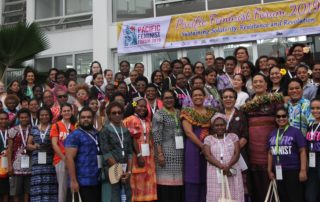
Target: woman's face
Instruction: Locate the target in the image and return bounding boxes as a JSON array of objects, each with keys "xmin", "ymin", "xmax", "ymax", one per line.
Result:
[
  {"xmin": 29, "ymin": 100, "xmax": 39, "ymax": 113},
  {"xmin": 259, "ymin": 57, "xmax": 268, "ymax": 71},
  {"xmin": 232, "ymin": 75, "xmax": 244, "ymax": 90},
  {"xmin": 288, "ymin": 81, "xmax": 303, "ymax": 102},
  {"xmin": 117, "ymin": 83, "xmax": 128, "ymax": 95},
  {"xmin": 68, "ymin": 71, "xmax": 77, "ymax": 81},
  {"xmin": 252, "ymin": 75, "xmax": 267, "ymax": 94},
  {"xmin": 39, "ymin": 110, "xmax": 50, "ymax": 124},
  {"xmin": 134, "ymin": 64, "xmax": 144, "ymax": 76},
  {"xmin": 61, "ymin": 106, "xmax": 72, "ymax": 120},
  {"xmin": 153, "ymin": 72, "xmax": 163, "ymax": 85},
  {"xmin": 49, "ymin": 70, "xmax": 57, "ymax": 81},
  {"xmin": 67, "ymin": 81, "xmax": 77, "ymax": 94},
  {"xmin": 43, "ymin": 92, "xmax": 54, "ymax": 106},
  {"xmin": 6, "ymin": 99, "xmax": 18, "ymax": 110},
  {"xmin": 33, "ymin": 87, "xmax": 43, "ymax": 100},
  {"xmin": 76, "ymin": 89, "xmax": 88, "ymax": 101},
  {"xmin": 236, "ymin": 49, "xmax": 249, "ymax": 63},
  {"xmin": 286, "ymin": 56, "xmax": 298, "ymax": 69},
  {"xmin": 109, "ymin": 106, "xmax": 123, "ymax": 124},
  {"xmin": 292, "ymin": 46, "xmax": 304, "ymax": 60},
  {"xmin": 106, "ymin": 85, "xmax": 115, "ymax": 98},
  {"xmin": 192, "ymin": 78, "xmax": 204, "ymax": 89},
  {"xmin": 222, "ymin": 91, "xmax": 236, "ymax": 109},
  {"xmin": 241, "ymin": 63, "xmax": 251, "ymax": 77},
  {"xmin": 57, "ymin": 74, "xmax": 66, "ymax": 85},
  {"xmin": 212, "ymin": 118, "xmax": 226, "ymax": 136},
  {"xmin": 91, "ymin": 63, "xmax": 101, "ymax": 74},
  {"xmin": 105, "ymin": 71, "xmax": 113, "ymax": 83},
  {"xmin": 311, "ymin": 100, "xmax": 320, "ymax": 120},
  {"xmin": 26, "ymin": 72, "xmax": 35, "ymax": 84},
  {"xmin": 114, "ymin": 96, "xmax": 125, "ymax": 106},
  {"xmin": 194, "ymin": 64, "xmax": 204, "ymax": 75},
  {"xmin": 162, "ymin": 92, "xmax": 175, "ymax": 109},
  {"xmin": 275, "ymin": 110, "xmax": 288, "ymax": 128},
  {"xmin": 161, "ymin": 61, "xmax": 171, "ymax": 73},
  {"xmin": 89, "ymin": 99, "xmax": 99, "ymax": 112},
  {"xmin": 115, "ymin": 74, "xmax": 124, "ymax": 82},
  {"xmin": 183, "ymin": 65, "xmax": 193, "ymax": 78},
  {"xmin": 270, "ymin": 68, "xmax": 282, "ymax": 84},
  {"xmin": 94, "ymin": 74, "xmax": 104, "ymax": 87},
  {"xmin": 191, "ymin": 89, "xmax": 205, "ymax": 106},
  {"xmin": 10, "ymin": 81, "xmax": 20, "ymax": 93},
  {"xmin": 267, "ymin": 59, "xmax": 277, "ymax": 69},
  {"xmin": 136, "ymin": 81, "xmax": 147, "ymax": 93},
  {"xmin": 205, "ymin": 72, "xmax": 217, "ymax": 86},
  {"xmin": 129, "ymin": 71, "xmax": 138, "ymax": 84},
  {"xmin": 135, "ymin": 100, "xmax": 147, "ymax": 117},
  {"xmin": 146, "ymin": 87, "xmax": 157, "ymax": 101},
  {"xmin": 296, "ymin": 68, "xmax": 309, "ymax": 83},
  {"xmin": 176, "ymin": 74, "xmax": 186, "ymax": 88}
]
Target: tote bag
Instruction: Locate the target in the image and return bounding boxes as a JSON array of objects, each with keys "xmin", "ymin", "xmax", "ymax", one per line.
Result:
[
  {"xmin": 264, "ymin": 179, "xmax": 280, "ymax": 202},
  {"xmin": 218, "ymin": 171, "xmax": 237, "ymax": 202}
]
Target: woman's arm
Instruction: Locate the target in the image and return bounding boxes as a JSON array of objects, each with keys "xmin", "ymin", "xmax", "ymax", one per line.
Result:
[
  {"xmin": 267, "ymin": 150, "xmax": 275, "ymax": 180},
  {"xmin": 226, "ymin": 140, "xmax": 240, "ymax": 169},
  {"xmin": 299, "ymin": 147, "xmax": 307, "ymax": 182},
  {"xmin": 26, "ymin": 135, "xmax": 39, "ymax": 151},
  {"xmin": 203, "ymin": 144, "xmax": 223, "ymax": 169},
  {"xmin": 182, "ymin": 120, "xmax": 203, "ymax": 149},
  {"xmin": 51, "ymin": 137, "xmax": 65, "ymax": 160}
]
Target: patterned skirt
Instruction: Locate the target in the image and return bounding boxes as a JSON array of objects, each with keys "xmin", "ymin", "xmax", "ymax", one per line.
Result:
[{"xmin": 30, "ymin": 164, "xmax": 58, "ymax": 202}]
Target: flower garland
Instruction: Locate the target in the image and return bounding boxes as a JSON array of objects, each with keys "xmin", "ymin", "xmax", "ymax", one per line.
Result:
[{"xmin": 240, "ymin": 93, "xmax": 283, "ymax": 112}]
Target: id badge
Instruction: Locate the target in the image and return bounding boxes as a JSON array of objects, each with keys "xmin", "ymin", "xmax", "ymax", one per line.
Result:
[
  {"xmin": 309, "ymin": 152, "xmax": 316, "ymax": 168},
  {"xmin": 275, "ymin": 165, "xmax": 283, "ymax": 180},
  {"xmin": 141, "ymin": 144, "xmax": 150, "ymax": 157},
  {"xmin": 21, "ymin": 155, "xmax": 30, "ymax": 169},
  {"xmin": 175, "ymin": 136, "xmax": 184, "ymax": 149},
  {"xmin": 97, "ymin": 155, "xmax": 102, "ymax": 169},
  {"xmin": 38, "ymin": 152, "xmax": 47, "ymax": 164},
  {"xmin": 216, "ymin": 169, "xmax": 222, "ymax": 184},
  {"xmin": 1, "ymin": 156, "xmax": 8, "ymax": 168},
  {"xmin": 121, "ymin": 163, "xmax": 128, "ymax": 172}
]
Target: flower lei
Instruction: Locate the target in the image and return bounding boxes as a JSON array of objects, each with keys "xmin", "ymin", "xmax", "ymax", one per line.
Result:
[{"xmin": 240, "ymin": 93, "xmax": 283, "ymax": 112}]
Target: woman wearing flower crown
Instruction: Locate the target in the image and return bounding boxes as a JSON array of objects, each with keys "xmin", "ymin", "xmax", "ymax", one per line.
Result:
[{"xmin": 240, "ymin": 73, "xmax": 283, "ymax": 202}]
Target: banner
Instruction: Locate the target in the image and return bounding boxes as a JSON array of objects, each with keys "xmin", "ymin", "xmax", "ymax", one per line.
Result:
[{"xmin": 117, "ymin": 0, "xmax": 320, "ymax": 54}]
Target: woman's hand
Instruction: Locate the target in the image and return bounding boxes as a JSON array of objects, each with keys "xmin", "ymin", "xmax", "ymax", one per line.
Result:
[
  {"xmin": 121, "ymin": 172, "xmax": 131, "ymax": 184},
  {"xmin": 137, "ymin": 156, "xmax": 145, "ymax": 168},
  {"xmin": 268, "ymin": 171, "xmax": 275, "ymax": 180},
  {"xmin": 158, "ymin": 153, "xmax": 165, "ymax": 167},
  {"xmin": 299, "ymin": 170, "xmax": 307, "ymax": 182}
]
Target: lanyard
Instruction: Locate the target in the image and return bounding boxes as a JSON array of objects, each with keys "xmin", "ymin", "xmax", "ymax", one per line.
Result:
[
  {"xmin": 153, "ymin": 83, "xmax": 162, "ymax": 96},
  {"xmin": 276, "ymin": 125, "xmax": 289, "ymax": 163},
  {"xmin": 136, "ymin": 115, "xmax": 147, "ymax": 142},
  {"xmin": 176, "ymin": 87, "xmax": 190, "ymax": 97},
  {"xmin": 163, "ymin": 108, "xmax": 179, "ymax": 130},
  {"xmin": 93, "ymin": 116, "xmax": 99, "ymax": 130},
  {"xmin": 148, "ymin": 100, "xmax": 157, "ymax": 115},
  {"xmin": 0, "ymin": 130, "xmax": 8, "ymax": 148},
  {"xmin": 19, "ymin": 125, "xmax": 29, "ymax": 147},
  {"xmin": 110, "ymin": 123, "xmax": 125, "ymax": 157},
  {"xmin": 39, "ymin": 124, "xmax": 50, "ymax": 143},
  {"xmin": 226, "ymin": 73, "xmax": 233, "ymax": 86},
  {"xmin": 95, "ymin": 85, "xmax": 105, "ymax": 96},
  {"xmin": 80, "ymin": 128, "xmax": 100, "ymax": 152},
  {"xmin": 31, "ymin": 117, "xmax": 38, "ymax": 127},
  {"xmin": 226, "ymin": 108, "xmax": 235, "ymax": 131},
  {"xmin": 217, "ymin": 134, "xmax": 226, "ymax": 163},
  {"xmin": 62, "ymin": 120, "xmax": 71, "ymax": 133},
  {"xmin": 131, "ymin": 84, "xmax": 138, "ymax": 93},
  {"xmin": 288, "ymin": 71, "xmax": 293, "ymax": 79},
  {"xmin": 310, "ymin": 122, "xmax": 320, "ymax": 151}
]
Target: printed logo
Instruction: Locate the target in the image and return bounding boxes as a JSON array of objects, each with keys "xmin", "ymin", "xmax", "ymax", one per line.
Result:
[{"xmin": 123, "ymin": 25, "xmax": 138, "ymax": 47}]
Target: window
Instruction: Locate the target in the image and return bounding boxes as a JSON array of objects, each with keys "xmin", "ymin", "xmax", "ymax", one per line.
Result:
[
  {"xmin": 112, "ymin": 0, "xmax": 154, "ymax": 22},
  {"xmin": 151, "ymin": 50, "xmax": 178, "ymax": 72},
  {"xmin": 54, "ymin": 55, "xmax": 73, "ymax": 70},
  {"xmin": 156, "ymin": 0, "xmax": 205, "ymax": 17},
  {"xmin": 35, "ymin": 0, "xmax": 62, "ymax": 19},
  {"xmin": 35, "ymin": 57, "xmax": 52, "ymax": 73},
  {"xmin": 66, "ymin": 0, "xmax": 92, "ymax": 15},
  {"xmin": 223, "ymin": 43, "xmax": 253, "ymax": 61},
  {"xmin": 75, "ymin": 52, "xmax": 93, "ymax": 75},
  {"xmin": 186, "ymin": 47, "xmax": 213, "ymax": 64},
  {"xmin": 118, "ymin": 54, "xmax": 144, "ymax": 72},
  {"xmin": 208, "ymin": 0, "xmax": 260, "ymax": 10}
]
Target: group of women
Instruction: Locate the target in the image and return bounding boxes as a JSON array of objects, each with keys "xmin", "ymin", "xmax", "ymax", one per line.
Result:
[{"xmin": 0, "ymin": 42, "xmax": 319, "ymax": 202}]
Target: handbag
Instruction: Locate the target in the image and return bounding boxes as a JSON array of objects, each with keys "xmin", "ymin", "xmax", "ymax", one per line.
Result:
[
  {"xmin": 264, "ymin": 179, "xmax": 280, "ymax": 202},
  {"xmin": 108, "ymin": 163, "xmax": 123, "ymax": 184},
  {"xmin": 0, "ymin": 156, "xmax": 8, "ymax": 178},
  {"xmin": 72, "ymin": 192, "xmax": 82, "ymax": 202},
  {"xmin": 218, "ymin": 171, "xmax": 237, "ymax": 202}
]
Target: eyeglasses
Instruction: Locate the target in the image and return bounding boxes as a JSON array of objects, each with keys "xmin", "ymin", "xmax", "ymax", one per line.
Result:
[
  {"xmin": 276, "ymin": 115, "xmax": 287, "ymax": 119},
  {"xmin": 57, "ymin": 94, "xmax": 68, "ymax": 98},
  {"xmin": 111, "ymin": 111, "xmax": 122, "ymax": 115},
  {"xmin": 222, "ymin": 96, "xmax": 235, "ymax": 100}
]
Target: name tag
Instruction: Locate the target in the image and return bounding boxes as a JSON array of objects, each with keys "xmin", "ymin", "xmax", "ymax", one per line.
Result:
[
  {"xmin": 141, "ymin": 144, "xmax": 150, "ymax": 157},
  {"xmin": 175, "ymin": 136, "xmax": 184, "ymax": 149},
  {"xmin": 21, "ymin": 155, "xmax": 30, "ymax": 169},
  {"xmin": 309, "ymin": 152, "xmax": 316, "ymax": 168},
  {"xmin": 1, "ymin": 156, "xmax": 8, "ymax": 168},
  {"xmin": 275, "ymin": 165, "xmax": 283, "ymax": 180},
  {"xmin": 38, "ymin": 152, "xmax": 47, "ymax": 164},
  {"xmin": 97, "ymin": 155, "xmax": 102, "ymax": 169},
  {"xmin": 121, "ymin": 163, "xmax": 127, "ymax": 172}
]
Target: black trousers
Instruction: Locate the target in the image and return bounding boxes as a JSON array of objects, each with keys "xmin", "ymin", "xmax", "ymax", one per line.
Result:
[
  {"xmin": 276, "ymin": 170, "xmax": 304, "ymax": 202},
  {"xmin": 67, "ymin": 185, "xmax": 101, "ymax": 202}
]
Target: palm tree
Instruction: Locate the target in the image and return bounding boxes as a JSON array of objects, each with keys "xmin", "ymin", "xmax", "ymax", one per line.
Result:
[{"xmin": 0, "ymin": 22, "xmax": 49, "ymax": 81}]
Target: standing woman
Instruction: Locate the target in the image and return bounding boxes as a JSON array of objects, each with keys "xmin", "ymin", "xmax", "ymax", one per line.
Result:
[
  {"xmin": 203, "ymin": 113, "xmax": 244, "ymax": 202},
  {"xmin": 288, "ymin": 43, "xmax": 313, "ymax": 68},
  {"xmin": 50, "ymin": 103, "xmax": 76, "ymax": 202},
  {"xmin": 240, "ymin": 73, "xmax": 283, "ymax": 202},
  {"xmin": 232, "ymin": 74, "xmax": 249, "ymax": 109},
  {"xmin": 152, "ymin": 90, "xmax": 184, "ymax": 202},
  {"xmin": 305, "ymin": 98, "xmax": 320, "ymax": 202},
  {"xmin": 151, "ymin": 70, "xmax": 164, "ymax": 97},
  {"xmin": 145, "ymin": 84, "xmax": 163, "ymax": 121},
  {"xmin": 295, "ymin": 65, "xmax": 317, "ymax": 101},
  {"xmin": 204, "ymin": 68, "xmax": 222, "ymax": 110},
  {"xmin": 90, "ymin": 72, "xmax": 106, "ymax": 102},
  {"xmin": 21, "ymin": 68, "xmax": 37, "ymax": 99},
  {"xmin": 123, "ymin": 97, "xmax": 157, "ymax": 201},
  {"xmin": 240, "ymin": 61, "xmax": 256, "ymax": 96},
  {"xmin": 66, "ymin": 80, "xmax": 77, "ymax": 105},
  {"xmin": 45, "ymin": 68, "xmax": 59, "ymax": 90},
  {"xmin": 269, "ymin": 66, "xmax": 286, "ymax": 94},
  {"xmin": 0, "ymin": 111, "xmax": 9, "ymax": 202},
  {"xmin": 6, "ymin": 80, "xmax": 22, "ymax": 98},
  {"xmin": 28, "ymin": 99, "xmax": 40, "ymax": 127},
  {"xmin": 88, "ymin": 98, "xmax": 103, "ymax": 131},
  {"xmin": 181, "ymin": 88, "xmax": 216, "ymax": 202},
  {"xmin": 85, "ymin": 61, "xmax": 103, "ymax": 87},
  {"xmin": 234, "ymin": 47, "xmax": 249, "ymax": 74},
  {"xmin": 267, "ymin": 107, "xmax": 307, "ymax": 202},
  {"xmin": 27, "ymin": 107, "xmax": 58, "ymax": 202},
  {"xmin": 193, "ymin": 62, "xmax": 205, "ymax": 77},
  {"xmin": 159, "ymin": 60, "xmax": 172, "ymax": 80},
  {"xmin": 183, "ymin": 63, "xmax": 194, "ymax": 84},
  {"xmin": 99, "ymin": 102, "xmax": 133, "ymax": 202}
]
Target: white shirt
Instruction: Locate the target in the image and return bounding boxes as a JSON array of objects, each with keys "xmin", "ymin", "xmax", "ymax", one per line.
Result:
[{"xmin": 235, "ymin": 91, "xmax": 249, "ymax": 109}]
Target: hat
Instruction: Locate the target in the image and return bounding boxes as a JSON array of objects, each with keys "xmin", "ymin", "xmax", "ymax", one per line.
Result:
[
  {"xmin": 108, "ymin": 163, "xmax": 123, "ymax": 184},
  {"xmin": 211, "ymin": 113, "xmax": 227, "ymax": 124}
]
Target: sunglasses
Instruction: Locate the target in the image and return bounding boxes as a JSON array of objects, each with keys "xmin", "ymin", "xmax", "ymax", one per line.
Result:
[
  {"xmin": 276, "ymin": 115, "xmax": 287, "ymax": 119},
  {"xmin": 57, "ymin": 94, "xmax": 68, "ymax": 98}
]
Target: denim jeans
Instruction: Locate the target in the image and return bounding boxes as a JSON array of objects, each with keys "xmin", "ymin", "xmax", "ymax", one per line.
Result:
[{"xmin": 305, "ymin": 153, "xmax": 320, "ymax": 202}]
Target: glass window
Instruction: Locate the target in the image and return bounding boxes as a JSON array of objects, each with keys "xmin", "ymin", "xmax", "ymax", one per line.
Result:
[
  {"xmin": 35, "ymin": 0, "xmax": 62, "ymax": 19},
  {"xmin": 35, "ymin": 57, "xmax": 52, "ymax": 73},
  {"xmin": 118, "ymin": 54, "xmax": 144, "ymax": 72},
  {"xmin": 54, "ymin": 55, "xmax": 73, "ymax": 70},
  {"xmin": 156, "ymin": 0, "xmax": 205, "ymax": 17},
  {"xmin": 186, "ymin": 47, "xmax": 214, "ymax": 64},
  {"xmin": 223, "ymin": 43, "xmax": 253, "ymax": 61},
  {"xmin": 112, "ymin": 0, "xmax": 153, "ymax": 22},
  {"xmin": 208, "ymin": 0, "xmax": 260, "ymax": 10},
  {"xmin": 151, "ymin": 50, "xmax": 178, "ymax": 72},
  {"xmin": 75, "ymin": 52, "xmax": 93, "ymax": 75},
  {"xmin": 66, "ymin": 0, "xmax": 92, "ymax": 15}
]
